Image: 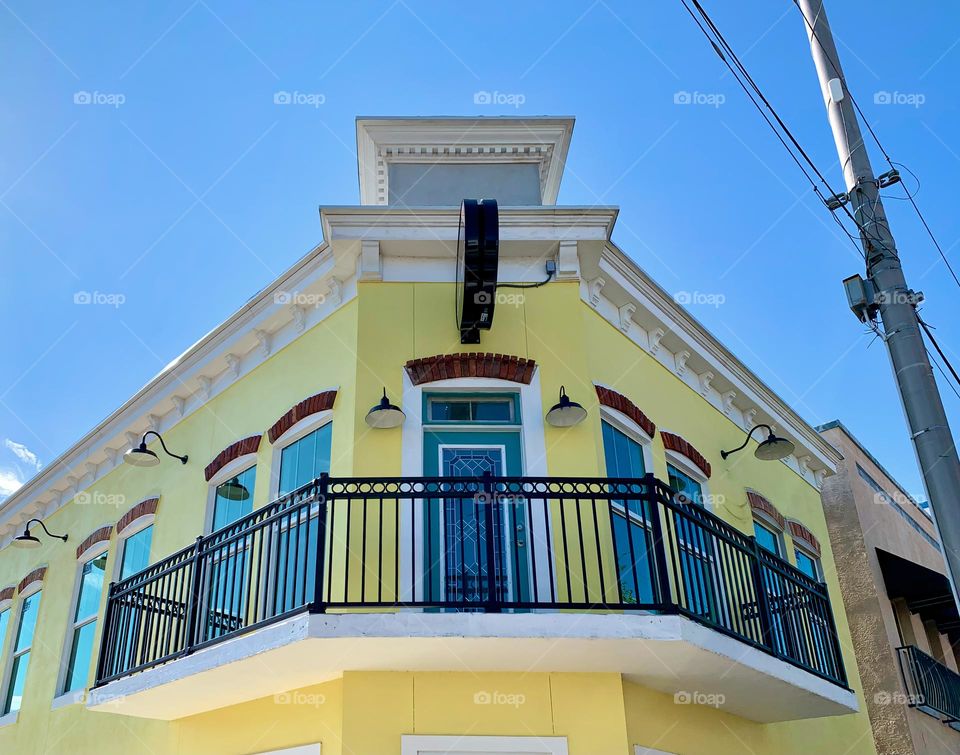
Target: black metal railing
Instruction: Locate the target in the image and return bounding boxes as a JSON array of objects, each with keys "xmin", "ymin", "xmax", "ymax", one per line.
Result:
[
  {"xmin": 95, "ymin": 474, "xmax": 847, "ymax": 688},
  {"xmin": 898, "ymin": 644, "xmax": 960, "ymax": 726}
]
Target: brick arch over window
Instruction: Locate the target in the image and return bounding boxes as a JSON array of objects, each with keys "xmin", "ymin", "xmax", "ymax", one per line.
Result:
[
  {"xmin": 787, "ymin": 519, "xmax": 821, "ymax": 557},
  {"xmin": 0, "ymin": 586, "xmax": 14, "ymax": 603},
  {"xmin": 116, "ymin": 497, "xmax": 159, "ymax": 536},
  {"xmin": 76, "ymin": 526, "xmax": 112, "ymax": 560},
  {"xmin": 595, "ymin": 385, "xmax": 656, "ymax": 437},
  {"xmin": 405, "ymin": 353, "xmax": 536, "ymax": 386},
  {"xmin": 660, "ymin": 431, "xmax": 712, "ymax": 478},
  {"xmin": 204, "ymin": 435, "xmax": 263, "ymax": 482},
  {"xmin": 18, "ymin": 566, "xmax": 46, "ymax": 594},
  {"xmin": 747, "ymin": 491, "xmax": 785, "ymax": 530},
  {"xmin": 267, "ymin": 390, "xmax": 338, "ymax": 444}
]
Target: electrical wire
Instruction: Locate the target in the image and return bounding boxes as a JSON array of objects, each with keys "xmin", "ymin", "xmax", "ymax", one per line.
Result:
[
  {"xmin": 790, "ymin": 0, "xmax": 960, "ymax": 291},
  {"xmin": 918, "ymin": 317, "xmax": 960, "ymax": 391},
  {"xmin": 678, "ymin": 0, "xmax": 871, "ymax": 260},
  {"xmin": 497, "ymin": 271, "xmax": 555, "ymax": 290}
]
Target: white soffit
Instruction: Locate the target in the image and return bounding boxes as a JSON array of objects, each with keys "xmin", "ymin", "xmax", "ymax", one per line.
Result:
[{"xmin": 355, "ymin": 116, "xmax": 575, "ymax": 206}]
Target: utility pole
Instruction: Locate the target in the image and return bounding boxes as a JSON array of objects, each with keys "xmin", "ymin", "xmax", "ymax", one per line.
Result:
[{"xmin": 797, "ymin": 0, "xmax": 960, "ymax": 605}]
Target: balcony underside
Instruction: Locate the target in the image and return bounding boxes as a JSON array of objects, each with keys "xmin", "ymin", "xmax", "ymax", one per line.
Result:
[{"xmin": 89, "ymin": 610, "xmax": 857, "ymax": 723}]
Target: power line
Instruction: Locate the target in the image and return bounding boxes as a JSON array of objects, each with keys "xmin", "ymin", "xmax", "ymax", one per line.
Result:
[{"xmin": 919, "ymin": 317, "xmax": 960, "ymax": 391}]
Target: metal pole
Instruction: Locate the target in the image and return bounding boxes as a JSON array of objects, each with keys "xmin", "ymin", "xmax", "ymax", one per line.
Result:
[{"xmin": 798, "ymin": 0, "xmax": 960, "ymax": 605}]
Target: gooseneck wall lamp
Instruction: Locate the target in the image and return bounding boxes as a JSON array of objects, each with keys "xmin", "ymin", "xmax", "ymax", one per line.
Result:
[
  {"xmin": 13, "ymin": 518, "xmax": 69, "ymax": 549},
  {"xmin": 365, "ymin": 389, "xmax": 405, "ymax": 429},
  {"xmin": 123, "ymin": 431, "xmax": 189, "ymax": 467},
  {"xmin": 217, "ymin": 476, "xmax": 251, "ymax": 501},
  {"xmin": 545, "ymin": 386, "xmax": 588, "ymax": 428},
  {"xmin": 721, "ymin": 424, "xmax": 796, "ymax": 461}
]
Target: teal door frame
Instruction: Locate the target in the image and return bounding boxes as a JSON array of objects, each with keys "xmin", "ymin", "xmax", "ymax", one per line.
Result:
[{"xmin": 421, "ymin": 392, "xmax": 531, "ymax": 607}]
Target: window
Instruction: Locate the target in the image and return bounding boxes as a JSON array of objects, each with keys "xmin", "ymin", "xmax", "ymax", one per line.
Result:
[
  {"xmin": 795, "ymin": 548, "xmax": 822, "ymax": 581},
  {"xmin": 119, "ymin": 525, "xmax": 153, "ymax": 581},
  {"xmin": 4, "ymin": 590, "xmax": 41, "ymax": 714},
  {"xmin": 212, "ymin": 465, "xmax": 256, "ymax": 530},
  {"xmin": 62, "ymin": 552, "xmax": 108, "ymax": 694},
  {"xmin": 0, "ymin": 609, "xmax": 9, "ymax": 666},
  {"xmin": 602, "ymin": 420, "xmax": 653, "ymax": 604},
  {"xmin": 427, "ymin": 396, "xmax": 516, "ymax": 423},
  {"xmin": 754, "ymin": 521, "xmax": 782, "ymax": 556},
  {"xmin": 278, "ymin": 423, "xmax": 332, "ymax": 496}
]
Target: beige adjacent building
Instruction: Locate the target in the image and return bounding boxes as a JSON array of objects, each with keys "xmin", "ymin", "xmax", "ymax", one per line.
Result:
[{"xmin": 818, "ymin": 420, "xmax": 960, "ymax": 754}]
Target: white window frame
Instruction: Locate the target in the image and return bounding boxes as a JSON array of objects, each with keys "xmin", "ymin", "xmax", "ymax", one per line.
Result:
[
  {"xmin": 401, "ymin": 735, "xmax": 568, "ymax": 755},
  {"xmin": 663, "ymin": 446, "xmax": 713, "ymax": 510},
  {"xmin": 205, "ymin": 452, "xmax": 260, "ymax": 534},
  {"xmin": 751, "ymin": 512, "xmax": 785, "ymax": 558},
  {"xmin": 1, "ymin": 582, "xmax": 42, "ymax": 716},
  {"xmin": 253, "ymin": 744, "xmax": 320, "ymax": 754},
  {"xmin": 399, "ymin": 371, "xmax": 552, "ymax": 605},
  {"xmin": 270, "ymin": 410, "xmax": 334, "ymax": 497},
  {"xmin": 599, "ymin": 405, "xmax": 655, "ymax": 476},
  {"xmin": 55, "ymin": 541, "xmax": 109, "ymax": 703}
]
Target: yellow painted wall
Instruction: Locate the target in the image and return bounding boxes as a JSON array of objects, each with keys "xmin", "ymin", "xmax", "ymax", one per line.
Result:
[{"xmin": 0, "ymin": 279, "xmax": 876, "ymax": 754}]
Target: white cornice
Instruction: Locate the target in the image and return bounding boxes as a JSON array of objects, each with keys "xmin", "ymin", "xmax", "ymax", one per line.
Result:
[{"xmin": 355, "ymin": 116, "xmax": 575, "ymax": 206}]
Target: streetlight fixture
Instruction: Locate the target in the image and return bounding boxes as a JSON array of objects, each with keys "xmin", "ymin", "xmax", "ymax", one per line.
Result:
[
  {"xmin": 365, "ymin": 389, "xmax": 405, "ymax": 429},
  {"xmin": 545, "ymin": 386, "xmax": 588, "ymax": 427},
  {"xmin": 217, "ymin": 476, "xmax": 250, "ymax": 501},
  {"xmin": 721, "ymin": 424, "xmax": 795, "ymax": 461},
  {"xmin": 123, "ymin": 431, "xmax": 188, "ymax": 467},
  {"xmin": 13, "ymin": 518, "xmax": 68, "ymax": 549}
]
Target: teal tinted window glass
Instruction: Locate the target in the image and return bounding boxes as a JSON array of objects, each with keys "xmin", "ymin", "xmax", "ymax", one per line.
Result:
[
  {"xmin": 795, "ymin": 549, "xmax": 820, "ymax": 580},
  {"xmin": 64, "ymin": 622, "xmax": 97, "ymax": 693},
  {"xmin": 425, "ymin": 394, "xmax": 518, "ymax": 424},
  {"xmin": 754, "ymin": 522, "xmax": 781, "ymax": 555},
  {"xmin": 212, "ymin": 465, "xmax": 256, "ymax": 530},
  {"xmin": 601, "ymin": 421, "xmax": 646, "ymax": 478},
  {"xmin": 64, "ymin": 553, "xmax": 108, "ymax": 693},
  {"xmin": 0, "ymin": 610, "xmax": 8, "ymax": 658},
  {"xmin": 667, "ymin": 464, "xmax": 703, "ymax": 505},
  {"xmin": 75, "ymin": 552, "xmax": 108, "ymax": 620},
  {"xmin": 13, "ymin": 592, "xmax": 40, "ymax": 653},
  {"xmin": 278, "ymin": 423, "xmax": 332, "ymax": 496},
  {"xmin": 4, "ymin": 591, "xmax": 41, "ymax": 713},
  {"xmin": 119, "ymin": 525, "xmax": 153, "ymax": 581}
]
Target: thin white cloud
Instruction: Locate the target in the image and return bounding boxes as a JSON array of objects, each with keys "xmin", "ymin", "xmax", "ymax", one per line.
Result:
[
  {"xmin": 4, "ymin": 439, "xmax": 42, "ymax": 472},
  {"xmin": 0, "ymin": 469, "xmax": 24, "ymax": 498}
]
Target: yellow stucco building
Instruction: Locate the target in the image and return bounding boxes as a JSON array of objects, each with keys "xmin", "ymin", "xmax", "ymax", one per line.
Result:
[{"xmin": 0, "ymin": 117, "xmax": 876, "ymax": 754}]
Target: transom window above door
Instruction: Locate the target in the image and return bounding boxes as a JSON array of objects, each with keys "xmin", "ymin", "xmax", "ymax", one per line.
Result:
[{"xmin": 425, "ymin": 394, "xmax": 519, "ymax": 424}]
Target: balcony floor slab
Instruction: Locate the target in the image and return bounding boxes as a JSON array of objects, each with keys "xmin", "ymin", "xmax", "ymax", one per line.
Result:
[{"xmin": 88, "ymin": 611, "xmax": 858, "ymax": 723}]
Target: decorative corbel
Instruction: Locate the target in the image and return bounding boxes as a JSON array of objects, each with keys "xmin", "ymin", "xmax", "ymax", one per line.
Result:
[
  {"xmin": 196, "ymin": 375, "xmax": 213, "ymax": 400},
  {"xmin": 556, "ymin": 240, "xmax": 580, "ymax": 281},
  {"xmin": 147, "ymin": 414, "xmax": 161, "ymax": 434},
  {"xmin": 225, "ymin": 353, "xmax": 242, "ymax": 379},
  {"xmin": 648, "ymin": 327, "xmax": 666, "ymax": 354},
  {"xmin": 171, "ymin": 395, "xmax": 187, "ymax": 418},
  {"xmin": 618, "ymin": 303, "xmax": 636, "ymax": 333},
  {"xmin": 743, "ymin": 408, "xmax": 758, "ymax": 430},
  {"xmin": 675, "ymin": 350, "xmax": 691, "ymax": 377},
  {"xmin": 125, "ymin": 431, "xmax": 140, "ymax": 450},
  {"xmin": 798, "ymin": 455, "xmax": 813, "ymax": 475},
  {"xmin": 699, "ymin": 371, "xmax": 715, "ymax": 397},
  {"xmin": 721, "ymin": 390, "xmax": 737, "ymax": 416},
  {"xmin": 103, "ymin": 447, "xmax": 119, "ymax": 468},
  {"xmin": 327, "ymin": 277, "xmax": 343, "ymax": 307},
  {"xmin": 289, "ymin": 305, "xmax": 306, "ymax": 333},
  {"xmin": 589, "ymin": 277, "xmax": 606, "ymax": 308},
  {"xmin": 359, "ymin": 239, "xmax": 382, "ymax": 281},
  {"xmin": 254, "ymin": 329, "xmax": 271, "ymax": 359}
]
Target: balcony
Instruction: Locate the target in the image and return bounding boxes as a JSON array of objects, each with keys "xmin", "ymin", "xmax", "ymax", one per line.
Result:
[
  {"xmin": 89, "ymin": 474, "xmax": 856, "ymax": 722},
  {"xmin": 898, "ymin": 645, "xmax": 960, "ymax": 730}
]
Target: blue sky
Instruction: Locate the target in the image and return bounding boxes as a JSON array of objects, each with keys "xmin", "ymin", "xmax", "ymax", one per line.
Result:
[{"xmin": 0, "ymin": 1, "xmax": 957, "ymax": 501}]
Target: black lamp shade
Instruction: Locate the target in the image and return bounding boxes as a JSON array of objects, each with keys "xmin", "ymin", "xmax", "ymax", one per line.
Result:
[
  {"xmin": 12, "ymin": 532, "xmax": 41, "ymax": 549},
  {"xmin": 217, "ymin": 477, "xmax": 251, "ymax": 501},
  {"xmin": 124, "ymin": 443, "xmax": 160, "ymax": 467},
  {"xmin": 545, "ymin": 386, "xmax": 587, "ymax": 427},
  {"xmin": 755, "ymin": 435, "xmax": 795, "ymax": 461},
  {"xmin": 365, "ymin": 390, "xmax": 405, "ymax": 429}
]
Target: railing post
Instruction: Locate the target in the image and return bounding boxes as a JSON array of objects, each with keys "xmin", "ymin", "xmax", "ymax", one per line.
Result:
[
  {"xmin": 182, "ymin": 535, "xmax": 205, "ymax": 656},
  {"xmin": 94, "ymin": 581, "xmax": 117, "ymax": 685},
  {"xmin": 311, "ymin": 473, "xmax": 329, "ymax": 613},
  {"xmin": 482, "ymin": 471, "xmax": 500, "ymax": 612},
  {"xmin": 820, "ymin": 580, "xmax": 848, "ymax": 685},
  {"xmin": 748, "ymin": 536, "xmax": 774, "ymax": 651},
  {"xmin": 643, "ymin": 474, "xmax": 673, "ymax": 610}
]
